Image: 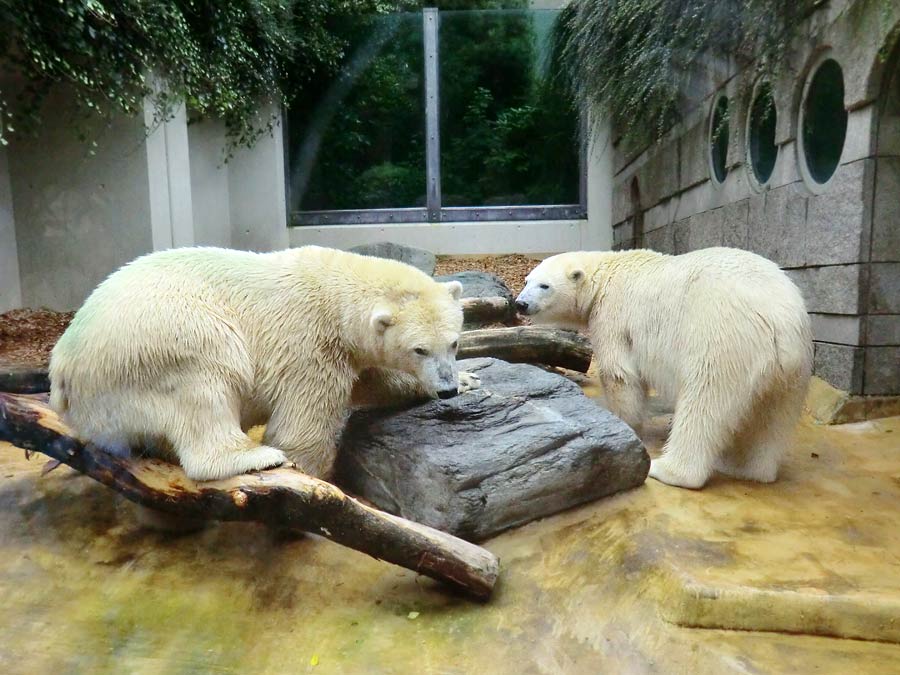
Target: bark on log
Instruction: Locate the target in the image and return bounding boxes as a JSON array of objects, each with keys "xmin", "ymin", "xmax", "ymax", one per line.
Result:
[
  {"xmin": 460, "ymin": 296, "xmax": 512, "ymax": 325},
  {"xmin": 458, "ymin": 326, "xmax": 593, "ymax": 373},
  {"xmin": 0, "ymin": 392, "xmax": 499, "ymax": 600},
  {"xmin": 0, "ymin": 365, "xmax": 49, "ymax": 394}
]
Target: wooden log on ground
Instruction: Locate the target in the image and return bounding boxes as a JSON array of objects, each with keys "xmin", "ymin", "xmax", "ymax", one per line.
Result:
[
  {"xmin": 460, "ymin": 296, "xmax": 512, "ymax": 326},
  {"xmin": 458, "ymin": 326, "xmax": 593, "ymax": 373},
  {"xmin": 0, "ymin": 392, "xmax": 499, "ymax": 600},
  {"xmin": 0, "ymin": 365, "xmax": 50, "ymax": 394}
]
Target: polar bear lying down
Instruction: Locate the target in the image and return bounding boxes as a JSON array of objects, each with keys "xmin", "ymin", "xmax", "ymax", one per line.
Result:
[
  {"xmin": 50, "ymin": 246, "xmax": 477, "ymax": 481},
  {"xmin": 516, "ymin": 247, "xmax": 813, "ymax": 489}
]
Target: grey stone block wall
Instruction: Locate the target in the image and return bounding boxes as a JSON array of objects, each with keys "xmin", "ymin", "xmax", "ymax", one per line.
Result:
[{"xmin": 608, "ymin": 0, "xmax": 900, "ymax": 396}]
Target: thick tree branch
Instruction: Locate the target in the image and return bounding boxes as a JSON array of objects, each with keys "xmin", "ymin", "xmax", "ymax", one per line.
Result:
[{"xmin": 0, "ymin": 393, "xmax": 500, "ymax": 600}]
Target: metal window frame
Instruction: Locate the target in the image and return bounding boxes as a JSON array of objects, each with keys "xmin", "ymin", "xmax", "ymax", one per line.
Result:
[{"xmin": 289, "ymin": 7, "xmax": 587, "ymax": 228}]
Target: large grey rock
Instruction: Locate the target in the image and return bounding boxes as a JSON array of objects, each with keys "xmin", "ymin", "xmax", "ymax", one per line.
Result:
[
  {"xmin": 349, "ymin": 242, "xmax": 436, "ymax": 276},
  {"xmin": 335, "ymin": 358, "xmax": 649, "ymax": 542},
  {"xmin": 434, "ymin": 271, "xmax": 514, "ymax": 326}
]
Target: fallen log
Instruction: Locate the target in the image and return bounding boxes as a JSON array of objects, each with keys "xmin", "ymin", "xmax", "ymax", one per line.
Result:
[
  {"xmin": 460, "ymin": 295, "xmax": 512, "ymax": 326},
  {"xmin": 0, "ymin": 392, "xmax": 499, "ymax": 600},
  {"xmin": 0, "ymin": 365, "xmax": 50, "ymax": 394},
  {"xmin": 458, "ymin": 326, "xmax": 593, "ymax": 373}
]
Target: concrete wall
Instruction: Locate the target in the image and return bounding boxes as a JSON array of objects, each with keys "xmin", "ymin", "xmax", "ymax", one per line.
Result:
[
  {"xmin": 0, "ymin": 146, "xmax": 22, "ymax": 313},
  {"xmin": 188, "ymin": 119, "xmax": 232, "ymax": 248},
  {"xmin": 8, "ymin": 91, "xmax": 155, "ymax": 311},
  {"xmin": 610, "ymin": 0, "xmax": 900, "ymax": 396},
  {"xmin": 2, "ymin": 96, "xmax": 290, "ymax": 312}
]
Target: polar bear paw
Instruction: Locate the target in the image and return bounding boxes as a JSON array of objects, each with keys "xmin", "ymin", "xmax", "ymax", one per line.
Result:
[
  {"xmin": 458, "ymin": 371, "xmax": 481, "ymax": 394},
  {"xmin": 648, "ymin": 457, "xmax": 708, "ymax": 490}
]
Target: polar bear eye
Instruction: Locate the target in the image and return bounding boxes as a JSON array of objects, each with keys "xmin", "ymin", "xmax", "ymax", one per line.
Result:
[
  {"xmin": 414, "ymin": 347, "xmax": 429, "ymax": 356},
  {"xmin": 451, "ymin": 340, "xmax": 458, "ymax": 351},
  {"xmin": 539, "ymin": 283, "xmax": 550, "ymax": 290}
]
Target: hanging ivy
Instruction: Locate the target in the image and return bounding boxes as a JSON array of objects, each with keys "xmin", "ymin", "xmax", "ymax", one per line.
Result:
[
  {"xmin": 0, "ymin": 0, "xmax": 406, "ymax": 153},
  {"xmin": 552, "ymin": 0, "xmax": 825, "ymax": 149}
]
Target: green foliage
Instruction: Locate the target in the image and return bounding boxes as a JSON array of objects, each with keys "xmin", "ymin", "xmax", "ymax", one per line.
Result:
[
  {"xmin": 0, "ymin": 0, "xmax": 406, "ymax": 152},
  {"xmin": 554, "ymin": 0, "xmax": 818, "ymax": 148},
  {"xmin": 292, "ymin": 3, "xmax": 581, "ymax": 210}
]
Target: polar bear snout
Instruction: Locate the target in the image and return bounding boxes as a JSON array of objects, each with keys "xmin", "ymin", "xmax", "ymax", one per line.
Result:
[
  {"xmin": 437, "ymin": 387, "xmax": 459, "ymax": 399},
  {"xmin": 515, "ymin": 299, "xmax": 532, "ymax": 315}
]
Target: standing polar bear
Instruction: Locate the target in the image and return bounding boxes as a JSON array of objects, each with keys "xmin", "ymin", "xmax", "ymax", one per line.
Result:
[
  {"xmin": 516, "ymin": 247, "xmax": 812, "ymax": 489},
  {"xmin": 50, "ymin": 246, "xmax": 475, "ymax": 481}
]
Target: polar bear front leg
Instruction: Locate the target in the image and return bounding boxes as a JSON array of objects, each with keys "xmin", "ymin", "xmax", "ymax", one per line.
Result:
[
  {"xmin": 263, "ymin": 377, "xmax": 353, "ymax": 479},
  {"xmin": 599, "ymin": 373, "xmax": 646, "ymax": 434}
]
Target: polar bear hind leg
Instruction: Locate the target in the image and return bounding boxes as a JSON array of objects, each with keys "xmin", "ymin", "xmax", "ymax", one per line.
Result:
[{"xmin": 716, "ymin": 383, "xmax": 805, "ymax": 483}]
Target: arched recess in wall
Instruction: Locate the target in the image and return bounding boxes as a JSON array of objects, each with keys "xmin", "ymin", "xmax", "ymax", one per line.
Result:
[
  {"xmin": 630, "ymin": 177, "xmax": 644, "ymax": 249},
  {"xmin": 797, "ymin": 54, "xmax": 848, "ymax": 191},
  {"xmin": 746, "ymin": 80, "xmax": 777, "ymax": 189}
]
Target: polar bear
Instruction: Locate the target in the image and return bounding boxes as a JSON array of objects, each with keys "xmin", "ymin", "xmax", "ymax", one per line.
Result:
[
  {"xmin": 50, "ymin": 246, "xmax": 477, "ymax": 482},
  {"xmin": 515, "ymin": 247, "xmax": 812, "ymax": 489}
]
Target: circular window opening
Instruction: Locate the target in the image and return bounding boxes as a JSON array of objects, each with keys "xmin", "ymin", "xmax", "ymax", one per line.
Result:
[
  {"xmin": 801, "ymin": 58, "xmax": 847, "ymax": 185},
  {"xmin": 748, "ymin": 81, "xmax": 777, "ymax": 185},
  {"xmin": 709, "ymin": 96, "xmax": 729, "ymax": 184}
]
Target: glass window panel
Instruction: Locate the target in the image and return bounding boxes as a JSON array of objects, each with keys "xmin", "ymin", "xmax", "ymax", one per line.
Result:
[
  {"xmin": 438, "ymin": 9, "xmax": 580, "ymax": 207},
  {"xmin": 287, "ymin": 13, "xmax": 425, "ymax": 211}
]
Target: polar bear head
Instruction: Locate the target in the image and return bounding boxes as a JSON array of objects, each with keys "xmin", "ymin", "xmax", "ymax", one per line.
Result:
[
  {"xmin": 515, "ymin": 253, "xmax": 591, "ymax": 330},
  {"xmin": 370, "ymin": 280, "xmax": 464, "ymax": 399}
]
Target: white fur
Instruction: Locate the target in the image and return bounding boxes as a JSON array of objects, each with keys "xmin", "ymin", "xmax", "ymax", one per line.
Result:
[
  {"xmin": 49, "ymin": 246, "xmax": 472, "ymax": 481},
  {"xmin": 517, "ymin": 247, "xmax": 813, "ymax": 489}
]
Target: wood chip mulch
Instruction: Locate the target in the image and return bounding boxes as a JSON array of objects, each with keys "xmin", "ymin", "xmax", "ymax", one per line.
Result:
[
  {"xmin": 434, "ymin": 254, "xmax": 538, "ymax": 297},
  {"xmin": 0, "ymin": 309, "xmax": 74, "ymax": 368}
]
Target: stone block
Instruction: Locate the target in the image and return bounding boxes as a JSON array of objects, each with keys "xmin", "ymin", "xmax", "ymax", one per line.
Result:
[
  {"xmin": 748, "ymin": 183, "xmax": 807, "ymax": 268},
  {"xmin": 868, "ymin": 263, "xmax": 900, "ymax": 314},
  {"xmin": 767, "ymin": 141, "xmax": 801, "ymax": 190},
  {"xmin": 784, "ymin": 265, "xmax": 864, "ymax": 314},
  {"xmin": 872, "ymin": 156, "xmax": 900, "ymax": 263},
  {"xmin": 809, "ymin": 314, "xmax": 863, "ymax": 346},
  {"xmin": 813, "ymin": 342, "xmax": 864, "ymax": 395},
  {"xmin": 645, "ymin": 198, "xmax": 677, "ymax": 231},
  {"xmin": 613, "ymin": 220, "xmax": 634, "ymax": 248},
  {"xmin": 679, "ymin": 120, "xmax": 709, "ymax": 191},
  {"xmin": 612, "ymin": 179, "xmax": 635, "ymax": 225},
  {"xmin": 349, "ymin": 242, "xmax": 436, "ymax": 275},
  {"xmin": 645, "ymin": 224, "xmax": 675, "ymax": 255},
  {"xmin": 335, "ymin": 358, "xmax": 650, "ymax": 542},
  {"xmin": 841, "ymin": 106, "xmax": 876, "ymax": 164},
  {"xmin": 867, "ymin": 315, "xmax": 900, "ymax": 346},
  {"xmin": 675, "ymin": 210, "xmax": 723, "ymax": 254},
  {"xmin": 638, "ymin": 144, "xmax": 680, "ymax": 208},
  {"xmin": 721, "ymin": 199, "xmax": 750, "ymax": 249},
  {"xmin": 864, "ymin": 347, "xmax": 900, "ymax": 396},
  {"xmin": 805, "ymin": 159, "xmax": 873, "ymax": 266}
]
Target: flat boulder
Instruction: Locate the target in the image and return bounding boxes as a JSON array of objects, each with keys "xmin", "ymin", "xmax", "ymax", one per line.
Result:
[
  {"xmin": 433, "ymin": 271, "xmax": 514, "ymax": 325},
  {"xmin": 336, "ymin": 358, "xmax": 649, "ymax": 542},
  {"xmin": 349, "ymin": 242, "xmax": 436, "ymax": 276}
]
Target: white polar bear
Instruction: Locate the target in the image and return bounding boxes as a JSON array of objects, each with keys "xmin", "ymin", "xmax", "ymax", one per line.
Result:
[
  {"xmin": 50, "ymin": 246, "xmax": 478, "ymax": 481},
  {"xmin": 515, "ymin": 247, "xmax": 812, "ymax": 489}
]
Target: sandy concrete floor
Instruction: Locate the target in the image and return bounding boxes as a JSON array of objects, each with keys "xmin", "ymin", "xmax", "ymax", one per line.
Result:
[{"xmin": 0, "ymin": 400, "xmax": 898, "ymax": 673}]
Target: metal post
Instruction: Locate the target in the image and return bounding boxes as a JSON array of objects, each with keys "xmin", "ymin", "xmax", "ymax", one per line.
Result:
[{"xmin": 423, "ymin": 8, "xmax": 441, "ymax": 222}]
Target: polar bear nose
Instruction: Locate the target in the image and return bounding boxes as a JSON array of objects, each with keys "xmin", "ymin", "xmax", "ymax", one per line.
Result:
[
  {"xmin": 437, "ymin": 387, "xmax": 459, "ymax": 400},
  {"xmin": 515, "ymin": 300, "xmax": 529, "ymax": 313}
]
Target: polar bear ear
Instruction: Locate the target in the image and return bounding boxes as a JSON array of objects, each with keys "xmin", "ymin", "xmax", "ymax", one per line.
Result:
[
  {"xmin": 371, "ymin": 307, "xmax": 395, "ymax": 333},
  {"xmin": 568, "ymin": 269, "xmax": 585, "ymax": 282},
  {"xmin": 444, "ymin": 280, "xmax": 463, "ymax": 300}
]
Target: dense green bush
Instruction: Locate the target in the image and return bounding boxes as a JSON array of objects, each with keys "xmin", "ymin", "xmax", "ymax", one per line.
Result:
[{"xmin": 0, "ymin": 0, "xmax": 405, "ymax": 151}]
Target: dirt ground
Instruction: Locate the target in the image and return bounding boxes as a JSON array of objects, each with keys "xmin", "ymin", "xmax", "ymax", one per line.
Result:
[{"xmin": 0, "ymin": 255, "xmax": 536, "ymax": 369}]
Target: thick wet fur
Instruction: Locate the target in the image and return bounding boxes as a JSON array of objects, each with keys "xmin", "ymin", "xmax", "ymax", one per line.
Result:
[
  {"xmin": 50, "ymin": 246, "xmax": 478, "ymax": 482},
  {"xmin": 516, "ymin": 247, "xmax": 813, "ymax": 489}
]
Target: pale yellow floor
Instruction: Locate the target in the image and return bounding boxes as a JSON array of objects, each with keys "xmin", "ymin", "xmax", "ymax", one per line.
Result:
[{"xmin": 0, "ymin": 406, "xmax": 898, "ymax": 673}]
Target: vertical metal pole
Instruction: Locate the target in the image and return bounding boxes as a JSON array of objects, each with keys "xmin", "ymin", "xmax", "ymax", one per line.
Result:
[{"xmin": 423, "ymin": 8, "xmax": 441, "ymax": 222}]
